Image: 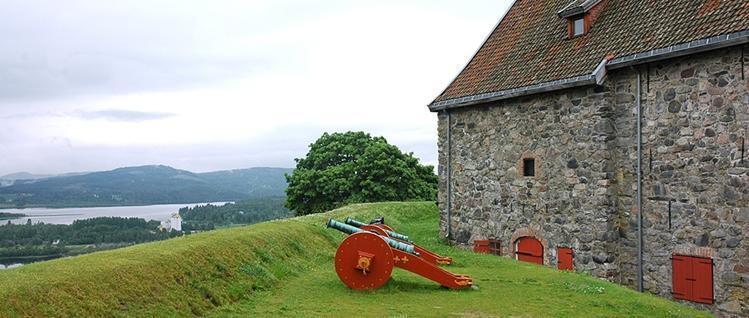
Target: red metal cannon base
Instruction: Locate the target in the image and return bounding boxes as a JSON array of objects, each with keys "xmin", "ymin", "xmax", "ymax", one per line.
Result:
[{"xmin": 333, "ymin": 232, "xmax": 472, "ymax": 290}]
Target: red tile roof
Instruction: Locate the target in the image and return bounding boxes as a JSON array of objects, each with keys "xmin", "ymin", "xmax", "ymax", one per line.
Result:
[{"xmin": 432, "ymin": 0, "xmax": 749, "ymax": 106}]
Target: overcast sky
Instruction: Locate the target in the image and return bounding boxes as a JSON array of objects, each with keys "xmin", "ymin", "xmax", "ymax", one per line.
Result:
[{"xmin": 0, "ymin": 0, "xmax": 511, "ymax": 176}]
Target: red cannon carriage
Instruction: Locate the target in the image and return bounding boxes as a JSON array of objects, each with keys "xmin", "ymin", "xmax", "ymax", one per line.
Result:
[
  {"xmin": 344, "ymin": 217, "xmax": 453, "ymax": 265},
  {"xmin": 326, "ymin": 219, "xmax": 472, "ymax": 290}
]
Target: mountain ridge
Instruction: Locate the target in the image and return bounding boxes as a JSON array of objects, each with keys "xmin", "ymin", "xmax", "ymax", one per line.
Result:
[{"xmin": 0, "ymin": 165, "xmax": 292, "ymax": 208}]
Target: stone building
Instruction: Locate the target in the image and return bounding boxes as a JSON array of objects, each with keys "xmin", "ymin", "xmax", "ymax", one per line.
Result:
[{"xmin": 428, "ymin": 1, "xmax": 748, "ymax": 316}]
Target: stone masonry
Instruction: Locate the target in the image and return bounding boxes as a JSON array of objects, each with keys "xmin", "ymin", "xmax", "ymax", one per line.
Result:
[{"xmin": 437, "ymin": 45, "xmax": 748, "ymax": 317}]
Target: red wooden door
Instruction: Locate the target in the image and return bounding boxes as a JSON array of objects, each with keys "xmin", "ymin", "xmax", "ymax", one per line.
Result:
[
  {"xmin": 672, "ymin": 255, "xmax": 714, "ymax": 304},
  {"xmin": 691, "ymin": 257, "xmax": 714, "ymax": 304},
  {"xmin": 473, "ymin": 240, "xmax": 490, "ymax": 253},
  {"xmin": 515, "ymin": 237, "xmax": 543, "ymax": 265},
  {"xmin": 557, "ymin": 247, "xmax": 574, "ymax": 270},
  {"xmin": 672, "ymin": 255, "xmax": 690, "ymax": 300}
]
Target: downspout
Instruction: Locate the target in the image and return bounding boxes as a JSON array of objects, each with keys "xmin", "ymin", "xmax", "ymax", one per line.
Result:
[
  {"xmin": 446, "ymin": 110, "xmax": 453, "ymax": 240},
  {"xmin": 635, "ymin": 69, "xmax": 644, "ymax": 293}
]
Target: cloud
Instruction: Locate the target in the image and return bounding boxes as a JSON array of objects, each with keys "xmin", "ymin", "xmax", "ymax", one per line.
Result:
[
  {"xmin": 0, "ymin": 0, "xmax": 509, "ymax": 176},
  {"xmin": 0, "ymin": 0, "xmax": 275, "ymax": 102},
  {"xmin": 74, "ymin": 109, "xmax": 176, "ymax": 122}
]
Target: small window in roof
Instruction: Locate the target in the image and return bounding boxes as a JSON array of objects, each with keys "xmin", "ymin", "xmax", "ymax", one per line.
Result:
[{"xmin": 573, "ymin": 17, "xmax": 585, "ymax": 36}]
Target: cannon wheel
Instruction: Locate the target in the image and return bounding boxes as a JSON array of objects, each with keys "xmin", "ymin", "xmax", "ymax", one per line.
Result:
[
  {"xmin": 334, "ymin": 232, "xmax": 394, "ymax": 290},
  {"xmin": 361, "ymin": 224, "xmax": 388, "ymax": 237},
  {"xmin": 375, "ymin": 224, "xmax": 395, "ymax": 232}
]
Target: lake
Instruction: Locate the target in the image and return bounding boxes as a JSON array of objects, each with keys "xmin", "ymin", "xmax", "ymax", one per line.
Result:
[
  {"xmin": 0, "ymin": 202, "xmax": 229, "ymax": 270},
  {"xmin": 0, "ymin": 202, "xmax": 230, "ymax": 225}
]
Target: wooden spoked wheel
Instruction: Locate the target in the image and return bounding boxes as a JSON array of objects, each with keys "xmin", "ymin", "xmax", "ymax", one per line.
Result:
[{"xmin": 334, "ymin": 232, "xmax": 394, "ymax": 290}]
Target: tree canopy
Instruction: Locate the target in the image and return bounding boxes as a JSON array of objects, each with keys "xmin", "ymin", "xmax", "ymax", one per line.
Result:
[
  {"xmin": 285, "ymin": 131, "xmax": 437, "ymax": 215},
  {"xmin": 179, "ymin": 197, "xmax": 290, "ymax": 228}
]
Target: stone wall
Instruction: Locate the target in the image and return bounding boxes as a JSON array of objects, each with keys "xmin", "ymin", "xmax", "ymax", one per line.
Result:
[
  {"xmin": 610, "ymin": 46, "xmax": 748, "ymax": 316},
  {"xmin": 437, "ymin": 80, "xmax": 621, "ymax": 277},
  {"xmin": 437, "ymin": 44, "xmax": 748, "ymax": 317}
]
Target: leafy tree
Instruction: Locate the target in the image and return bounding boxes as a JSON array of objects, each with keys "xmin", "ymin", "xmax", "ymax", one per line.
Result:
[{"xmin": 285, "ymin": 131, "xmax": 437, "ymax": 215}]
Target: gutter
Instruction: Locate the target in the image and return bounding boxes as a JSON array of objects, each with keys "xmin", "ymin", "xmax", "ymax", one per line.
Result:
[
  {"xmin": 608, "ymin": 30, "xmax": 749, "ymax": 70},
  {"xmin": 635, "ymin": 69, "xmax": 644, "ymax": 293},
  {"xmin": 429, "ymin": 29, "xmax": 749, "ymax": 112},
  {"xmin": 429, "ymin": 74, "xmax": 597, "ymax": 112},
  {"xmin": 430, "ymin": 56, "xmax": 610, "ymax": 112},
  {"xmin": 445, "ymin": 110, "xmax": 453, "ymax": 240}
]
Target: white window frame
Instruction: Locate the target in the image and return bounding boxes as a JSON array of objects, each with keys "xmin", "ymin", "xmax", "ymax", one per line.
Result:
[{"xmin": 573, "ymin": 18, "xmax": 585, "ymax": 36}]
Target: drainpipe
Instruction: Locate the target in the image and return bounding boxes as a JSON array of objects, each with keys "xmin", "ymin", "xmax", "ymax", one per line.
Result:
[
  {"xmin": 446, "ymin": 110, "xmax": 453, "ymax": 240},
  {"xmin": 635, "ymin": 69, "xmax": 644, "ymax": 293}
]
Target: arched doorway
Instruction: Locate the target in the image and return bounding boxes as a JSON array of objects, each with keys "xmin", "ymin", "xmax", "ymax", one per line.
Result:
[{"xmin": 515, "ymin": 237, "xmax": 543, "ymax": 265}]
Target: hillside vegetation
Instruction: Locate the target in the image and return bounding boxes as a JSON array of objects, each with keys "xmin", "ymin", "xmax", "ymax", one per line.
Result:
[
  {"xmin": 0, "ymin": 166, "xmax": 291, "ymax": 208},
  {"xmin": 179, "ymin": 197, "xmax": 290, "ymax": 228},
  {"xmin": 0, "ymin": 202, "xmax": 710, "ymax": 317}
]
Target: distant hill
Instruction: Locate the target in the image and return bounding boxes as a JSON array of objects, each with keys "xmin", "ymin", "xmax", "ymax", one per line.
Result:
[
  {"xmin": 0, "ymin": 165, "xmax": 291, "ymax": 208},
  {"xmin": 0, "ymin": 172, "xmax": 55, "ymax": 180},
  {"xmin": 198, "ymin": 168, "xmax": 291, "ymax": 198},
  {"xmin": 0, "ymin": 172, "xmax": 90, "ymax": 187}
]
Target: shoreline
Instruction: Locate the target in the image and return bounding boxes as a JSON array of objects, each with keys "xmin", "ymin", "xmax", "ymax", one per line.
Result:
[
  {"xmin": 0, "ymin": 201, "xmax": 234, "ymax": 210},
  {"xmin": 0, "ymin": 213, "xmax": 27, "ymax": 220}
]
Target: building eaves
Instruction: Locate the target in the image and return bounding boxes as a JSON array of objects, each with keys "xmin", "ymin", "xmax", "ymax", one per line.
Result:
[
  {"xmin": 428, "ymin": 74, "xmax": 596, "ymax": 112},
  {"xmin": 608, "ymin": 29, "xmax": 749, "ymax": 69}
]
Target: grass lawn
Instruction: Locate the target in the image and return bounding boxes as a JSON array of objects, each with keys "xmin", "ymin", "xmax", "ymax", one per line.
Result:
[
  {"xmin": 0, "ymin": 202, "xmax": 711, "ymax": 317},
  {"xmin": 209, "ymin": 202, "xmax": 709, "ymax": 318}
]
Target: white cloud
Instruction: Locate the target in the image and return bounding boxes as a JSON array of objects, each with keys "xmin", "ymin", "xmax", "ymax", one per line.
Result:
[{"xmin": 0, "ymin": 0, "xmax": 511, "ymax": 175}]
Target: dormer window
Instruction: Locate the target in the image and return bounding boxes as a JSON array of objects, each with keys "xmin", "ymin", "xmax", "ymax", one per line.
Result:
[
  {"xmin": 558, "ymin": 0, "xmax": 606, "ymax": 39},
  {"xmin": 572, "ymin": 17, "xmax": 585, "ymax": 36}
]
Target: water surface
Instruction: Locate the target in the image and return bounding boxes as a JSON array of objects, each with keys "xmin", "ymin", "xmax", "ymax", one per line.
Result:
[{"xmin": 0, "ymin": 202, "xmax": 229, "ymax": 225}]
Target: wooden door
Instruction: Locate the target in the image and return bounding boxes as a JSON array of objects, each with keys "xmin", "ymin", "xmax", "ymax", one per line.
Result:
[
  {"xmin": 557, "ymin": 247, "xmax": 574, "ymax": 270},
  {"xmin": 515, "ymin": 237, "xmax": 543, "ymax": 265}
]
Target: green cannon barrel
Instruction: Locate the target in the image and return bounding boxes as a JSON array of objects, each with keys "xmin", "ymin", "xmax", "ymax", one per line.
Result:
[
  {"xmin": 327, "ymin": 219, "xmax": 417, "ymax": 255},
  {"xmin": 344, "ymin": 217, "xmax": 367, "ymax": 228},
  {"xmin": 344, "ymin": 217, "xmax": 411, "ymax": 242}
]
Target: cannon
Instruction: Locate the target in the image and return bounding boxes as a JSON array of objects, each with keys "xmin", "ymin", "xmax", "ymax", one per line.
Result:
[
  {"xmin": 327, "ymin": 219, "xmax": 472, "ymax": 290},
  {"xmin": 344, "ymin": 217, "xmax": 411, "ymax": 242},
  {"xmin": 344, "ymin": 217, "xmax": 453, "ymax": 265}
]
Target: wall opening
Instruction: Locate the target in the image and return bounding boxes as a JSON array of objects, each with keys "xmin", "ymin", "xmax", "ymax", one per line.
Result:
[
  {"xmin": 672, "ymin": 254, "xmax": 714, "ymax": 304},
  {"xmin": 515, "ymin": 237, "xmax": 543, "ymax": 265},
  {"xmin": 474, "ymin": 240, "xmax": 501, "ymax": 256},
  {"xmin": 557, "ymin": 247, "xmax": 574, "ymax": 270},
  {"xmin": 523, "ymin": 158, "xmax": 536, "ymax": 177}
]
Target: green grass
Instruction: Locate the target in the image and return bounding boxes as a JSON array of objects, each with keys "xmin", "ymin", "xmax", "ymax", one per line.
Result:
[{"xmin": 0, "ymin": 202, "xmax": 711, "ymax": 317}]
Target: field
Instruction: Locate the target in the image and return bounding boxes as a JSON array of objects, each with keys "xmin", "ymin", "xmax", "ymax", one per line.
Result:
[{"xmin": 0, "ymin": 202, "xmax": 711, "ymax": 317}]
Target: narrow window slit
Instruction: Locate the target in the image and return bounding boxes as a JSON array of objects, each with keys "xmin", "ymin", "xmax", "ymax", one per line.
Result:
[
  {"xmin": 668, "ymin": 200, "xmax": 672, "ymax": 230},
  {"xmin": 742, "ymin": 47, "xmax": 745, "ymax": 81},
  {"xmin": 523, "ymin": 158, "xmax": 536, "ymax": 177},
  {"xmin": 649, "ymin": 148, "xmax": 653, "ymax": 173}
]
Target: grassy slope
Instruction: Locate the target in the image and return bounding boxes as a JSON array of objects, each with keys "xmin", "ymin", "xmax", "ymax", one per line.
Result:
[{"xmin": 0, "ymin": 202, "xmax": 710, "ymax": 317}]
